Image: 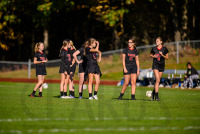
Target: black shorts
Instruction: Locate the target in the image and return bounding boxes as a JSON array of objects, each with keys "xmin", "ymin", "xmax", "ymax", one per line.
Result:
[
  {"xmin": 36, "ymin": 66, "xmax": 47, "ymax": 76},
  {"xmin": 79, "ymin": 63, "xmax": 87, "ymax": 73},
  {"xmin": 85, "ymin": 63, "xmax": 102, "ymax": 77},
  {"xmin": 70, "ymin": 64, "xmax": 76, "ymax": 73},
  {"xmin": 152, "ymin": 63, "xmax": 165, "ymax": 72},
  {"xmin": 59, "ymin": 65, "xmax": 71, "ymax": 75},
  {"xmin": 123, "ymin": 65, "xmax": 137, "ymax": 75},
  {"xmin": 59, "ymin": 65, "xmax": 65, "ymax": 73}
]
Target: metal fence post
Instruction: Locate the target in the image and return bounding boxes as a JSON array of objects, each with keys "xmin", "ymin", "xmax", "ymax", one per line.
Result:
[
  {"xmin": 176, "ymin": 41, "xmax": 179, "ymax": 64},
  {"xmin": 28, "ymin": 59, "xmax": 31, "ymax": 79}
]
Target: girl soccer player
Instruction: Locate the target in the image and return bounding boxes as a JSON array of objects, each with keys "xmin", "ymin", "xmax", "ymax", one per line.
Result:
[
  {"xmin": 69, "ymin": 40, "xmax": 76, "ymax": 98},
  {"xmin": 150, "ymin": 37, "xmax": 169, "ymax": 101},
  {"xmin": 73, "ymin": 41, "xmax": 88, "ymax": 99},
  {"xmin": 31, "ymin": 42, "xmax": 47, "ymax": 97},
  {"xmin": 59, "ymin": 40, "xmax": 73, "ymax": 98},
  {"xmin": 85, "ymin": 38, "xmax": 102, "ymax": 100},
  {"xmin": 117, "ymin": 37, "xmax": 140, "ymax": 100}
]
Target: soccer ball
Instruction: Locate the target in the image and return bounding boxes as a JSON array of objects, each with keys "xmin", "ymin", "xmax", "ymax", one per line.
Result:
[
  {"xmin": 146, "ymin": 91, "xmax": 152, "ymax": 97},
  {"xmin": 43, "ymin": 83, "xmax": 48, "ymax": 89}
]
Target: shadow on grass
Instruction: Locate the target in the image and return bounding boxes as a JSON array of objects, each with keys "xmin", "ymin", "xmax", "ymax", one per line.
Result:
[{"xmin": 112, "ymin": 98, "xmax": 149, "ymax": 101}]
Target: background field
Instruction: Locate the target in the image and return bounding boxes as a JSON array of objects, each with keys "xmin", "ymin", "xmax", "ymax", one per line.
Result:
[
  {"xmin": 1, "ymin": 46, "xmax": 200, "ymax": 80},
  {"xmin": 0, "ymin": 82, "xmax": 200, "ymax": 134}
]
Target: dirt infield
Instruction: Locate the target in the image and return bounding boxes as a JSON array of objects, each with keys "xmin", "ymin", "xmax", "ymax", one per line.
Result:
[{"xmin": 0, "ymin": 78, "xmax": 119, "ymax": 86}]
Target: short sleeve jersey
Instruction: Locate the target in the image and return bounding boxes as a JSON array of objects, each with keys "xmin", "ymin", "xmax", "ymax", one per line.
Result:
[
  {"xmin": 86, "ymin": 47, "xmax": 97, "ymax": 64},
  {"xmin": 150, "ymin": 46, "xmax": 169, "ymax": 67},
  {"xmin": 78, "ymin": 46, "xmax": 85, "ymax": 60},
  {"xmin": 122, "ymin": 47, "xmax": 139, "ymax": 66},
  {"xmin": 34, "ymin": 51, "xmax": 47, "ymax": 67},
  {"xmin": 60, "ymin": 48, "xmax": 72, "ymax": 66},
  {"xmin": 70, "ymin": 48, "xmax": 76, "ymax": 61}
]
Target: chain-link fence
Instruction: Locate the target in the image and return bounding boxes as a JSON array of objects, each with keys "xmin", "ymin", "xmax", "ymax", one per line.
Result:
[{"xmin": 0, "ymin": 40, "xmax": 200, "ymax": 78}]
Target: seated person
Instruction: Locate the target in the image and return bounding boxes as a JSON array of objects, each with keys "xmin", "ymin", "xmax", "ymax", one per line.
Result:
[{"xmin": 182, "ymin": 62, "xmax": 199, "ymax": 89}]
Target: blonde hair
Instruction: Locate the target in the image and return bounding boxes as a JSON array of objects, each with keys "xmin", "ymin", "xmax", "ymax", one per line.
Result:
[
  {"xmin": 60, "ymin": 40, "xmax": 69, "ymax": 53},
  {"xmin": 83, "ymin": 40, "xmax": 89, "ymax": 55},
  {"xmin": 88, "ymin": 38, "xmax": 96, "ymax": 46},
  {"xmin": 34, "ymin": 42, "xmax": 43, "ymax": 53},
  {"xmin": 69, "ymin": 40, "xmax": 76, "ymax": 50}
]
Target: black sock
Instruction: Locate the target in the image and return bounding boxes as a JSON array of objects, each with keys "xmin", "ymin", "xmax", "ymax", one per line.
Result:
[
  {"xmin": 32, "ymin": 90, "xmax": 36, "ymax": 95},
  {"xmin": 60, "ymin": 91, "xmax": 63, "ymax": 96},
  {"xmin": 94, "ymin": 91, "xmax": 97, "ymax": 95},
  {"xmin": 64, "ymin": 92, "xmax": 67, "ymax": 96},
  {"xmin": 79, "ymin": 92, "xmax": 82, "ymax": 97},
  {"xmin": 120, "ymin": 93, "xmax": 124, "ymax": 97},
  {"xmin": 153, "ymin": 89, "xmax": 155, "ymax": 94},
  {"xmin": 72, "ymin": 91, "xmax": 74, "ymax": 96},
  {"xmin": 69, "ymin": 91, "xmax": 72, "ymax": 96},
  {"xmin": 89, "ymin": 93, "xmax": 92, "ymax": 97},
  {"xmin": 39, "ymin": 92, "xmax": 42, "ymax": 96},
  {"xmin": 155, "ymin": 92, "xmax": 158, "ymax": 98},
  {"xmin": 131, "ymin": 94, "xmax": 135, "ymax": 99}
]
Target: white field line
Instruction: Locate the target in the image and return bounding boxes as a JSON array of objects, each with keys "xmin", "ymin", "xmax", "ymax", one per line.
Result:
[
  {"xmin": 0, "ymin": 117, "xmax": 200, "ymax": 123},
  {"xmin": 1, "ymin": 126, "xmax": 200, "ymax": 134}
]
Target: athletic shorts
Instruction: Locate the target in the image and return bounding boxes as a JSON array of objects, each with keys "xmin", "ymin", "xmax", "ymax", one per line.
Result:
[
  {"xmin": 70, "ymin": 64, "xmax": 76, "ymax": 73},
  {"xmin": 36, "ymin": 67, "xmax": 47, "ymax": 76},
  {"xmin": 79, "ymin": 63, "xmax": 87, "ymax": 73},
  {"xmin": 85, "ymin": 63, "xmax": 102, "ymax": 79},
  {"xmin": 123, "ymin": 65, "xmax": 137, "ymax": 75},
  {"xmin": 59, "ymin": 65, "xmax": 71, "ymax": 75},
  {"xmin": 152, "ymin": 63, "xmax": 165, "ymax": 72}
]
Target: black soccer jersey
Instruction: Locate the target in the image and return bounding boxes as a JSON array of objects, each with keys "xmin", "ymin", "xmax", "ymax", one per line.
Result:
[
  {"xmin": 122, "ymin": 47, "xmax": 139, "ymax": 66},
  {"xmin": 150, "ymin": 46, "xmax": 169, "ymax": 68},
  {"xmin": 86, "ymin": 47, "xmax": 98, "ymax": 64},
  {"xmin": 34, "ymin": 51, "xmax": 47, "ymax": 67},
  {"xmin": 60, "ymin": 48, "xmax": 72, "ymax": 66}
]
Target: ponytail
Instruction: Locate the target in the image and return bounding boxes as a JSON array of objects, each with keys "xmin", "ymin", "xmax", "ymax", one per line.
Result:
[
  {"xmin": 60, "ymin": 40, "xmax": 68, "ymax": 53},
  {"xmin": 34, "ymin": 42, "xmax": 43, "ymax": 53}
]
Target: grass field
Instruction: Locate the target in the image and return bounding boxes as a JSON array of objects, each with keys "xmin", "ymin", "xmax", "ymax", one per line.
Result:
[{"xmin": 0, "ymin": 82, "xmax": 200, "ymax": 134}]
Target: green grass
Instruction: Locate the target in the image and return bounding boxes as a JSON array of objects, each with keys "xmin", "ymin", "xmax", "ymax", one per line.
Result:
[{"xmin": 0, "ymin": 82, "xmax": 200, "ymax": 134}]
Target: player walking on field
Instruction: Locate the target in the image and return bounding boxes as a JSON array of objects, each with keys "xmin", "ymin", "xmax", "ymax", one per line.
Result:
[
  {"xmin": 73, "ymin": 41, "xmax": 88, "ymax": 99},
  {"xmin": 31, "ymin": 42, "xmax": 48, "ymax": 97},
  {"xmin": 118, "ymin": 37, "xmax": 140, "ymax": 100},
  {"xmin": 85, "ymin": 38, "xmax": 102, "ymax": 100},
  {"xmin": 59, "ymin": 40, "xmax": 73, "ymax": 99},
  {"xmin": 150, "ymin": 37, "xmax": 169, "ymax": 101}
]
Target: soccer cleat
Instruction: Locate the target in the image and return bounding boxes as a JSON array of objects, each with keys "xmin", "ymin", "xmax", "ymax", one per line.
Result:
[
  {"xmin": 89, "ymin": 97, "xmax": 93, "ymax": 100},
  {"xmin": 70, "ymin": 95, "xmax": 75, "ymax": 98},
  {"xmin": 155, "ymin": 97, "xmax": 160, "ymax": 101},
  {"xmin": 131, "ymin": 97, "xmax": 136, "ymax": 100},
  {"xmin": 30, "ymin": 94, "xmax": 35, "ymax": 97},
  {"xmin": 79, "ymin": 96, "xmax": 82, "ymax": 99},
  {"xmin": 38, "ymin": 95, "xmax": 43, "ymax": 97},
  {"xmin": 117, "ymin": 96, "xmax": 122, "ymax": 100},
  {"xmin": 93, "ymin": 95, "xmax": 98, "ymax": 100},
  {"xmin": 60, "ymin": 96, "xmax": 65, "ymax": 98}
]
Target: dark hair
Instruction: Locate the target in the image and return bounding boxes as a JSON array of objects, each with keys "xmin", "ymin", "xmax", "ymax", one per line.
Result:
[
  {"xmin": 129, "ymin": 37, "xmax": 137, "ymax": 49},
  {"xmin": 187, "ymin": 62, "xmax": 192, "ymax": 67},
  {"xmin": 156, "ymin": 37, "xmax": 164, "ymax": 45}
]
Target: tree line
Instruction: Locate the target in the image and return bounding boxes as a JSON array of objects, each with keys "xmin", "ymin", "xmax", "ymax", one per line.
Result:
[{"xmin": 0, "ymin": 0, "xmax": 199, "ymax": 61}]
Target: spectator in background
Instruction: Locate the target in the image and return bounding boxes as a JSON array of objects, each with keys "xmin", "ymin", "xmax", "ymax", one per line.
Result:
[{"xmin": 182, "ymin": 62, "xmax": 199, "ymax": 89}]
